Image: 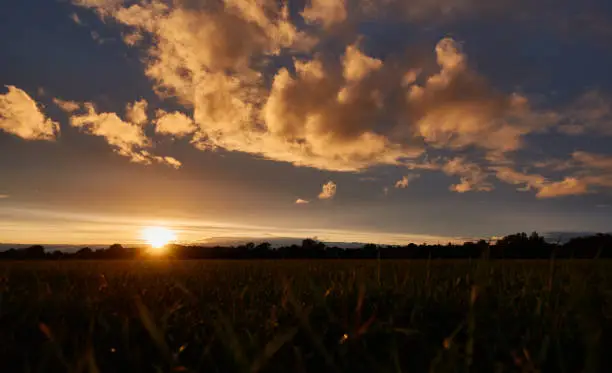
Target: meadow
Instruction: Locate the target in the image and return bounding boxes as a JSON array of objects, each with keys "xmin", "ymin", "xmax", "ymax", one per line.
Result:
[{"xmin": 0, "ymin": 260, "xmax": 611, "ymax": 373}]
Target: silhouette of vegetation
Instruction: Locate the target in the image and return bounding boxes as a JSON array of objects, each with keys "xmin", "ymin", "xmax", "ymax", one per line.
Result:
[
  {"xmin": 2, "ymin": 232, "xmax": 611, "ymax": 260},
  {"xmin": 1, "ymin": 259, "xmax": 612, "ymax": 372}
]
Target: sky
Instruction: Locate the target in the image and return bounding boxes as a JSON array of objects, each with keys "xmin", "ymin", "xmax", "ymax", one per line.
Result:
[{"xmin": 1, "ymin": 0, "xmax": 612, "ymax": 247}]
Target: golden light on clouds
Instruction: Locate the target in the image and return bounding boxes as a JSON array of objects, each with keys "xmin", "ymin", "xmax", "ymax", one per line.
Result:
[{"xmin": 141, "ymin": 226, "xmax": 176, "ymax": 252}]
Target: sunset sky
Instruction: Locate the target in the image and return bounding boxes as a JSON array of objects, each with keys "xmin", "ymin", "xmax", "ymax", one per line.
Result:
[{"xmin": 1, "ymin": 0, "xmax": 612, "ymax": 246}]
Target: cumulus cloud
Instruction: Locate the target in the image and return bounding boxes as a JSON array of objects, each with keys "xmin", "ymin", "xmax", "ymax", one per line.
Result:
[
  {"xmin": 0, "ymin": 86, "xmax": 59, "ymax": 140},
  {"xmin": 155, "ymin": 110, "xmax": 195, "ymax": 137},
  {"xmin": 125, "ymin": 99, "xmax": 148, "ymax": 125},
  {"xmin": 442, "ymin": 157, "xmax": 493, "ymax": 193},
  {"xmin": 76, "ymin": 0, "xmax": 546, "ymax": 171},
  {"xmin": 407, "ymin": 38, "xmax": 535, "ymax": 153},
  {"xmin": 68, "ymin": 0, "xmax": 608, "ymax": 198},
  {"xmin": 318, "ymin": 181, "xmax": 337, "ymax": 199},
  {"xmin": 295, "ymin": 198, "xmax": 310, "ymax": 204},
  {"xmin": 395, "ymin": 174, "xmax": 420, "ymax": 188}
]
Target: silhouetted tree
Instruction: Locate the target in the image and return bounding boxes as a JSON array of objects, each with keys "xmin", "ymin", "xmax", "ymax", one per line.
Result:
[
  {"xmin": 25, "ymin": 245, "xmax": 45, "ymax": 259},
  {"xmin": 2, "ymin": 232, "xmax": 611, "ymax": 260}
]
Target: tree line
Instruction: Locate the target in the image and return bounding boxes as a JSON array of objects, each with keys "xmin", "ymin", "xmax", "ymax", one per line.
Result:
[{"xmin": 1, "ymin": 232, "xmax": 612, "ymax": 260}]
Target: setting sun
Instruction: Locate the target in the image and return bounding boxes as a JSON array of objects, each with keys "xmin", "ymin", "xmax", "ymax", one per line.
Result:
[{"xmin": 141, "ymin": 226, "xmax": 176, "ymax": 251}]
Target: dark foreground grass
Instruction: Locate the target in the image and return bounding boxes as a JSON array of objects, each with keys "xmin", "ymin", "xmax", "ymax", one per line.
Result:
[{"xmin": 0, "ymin": 260, "xmax": 611, "ymax": 373}]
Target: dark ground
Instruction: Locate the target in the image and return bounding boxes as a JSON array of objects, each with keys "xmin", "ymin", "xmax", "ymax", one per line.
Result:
[{"xmin": 0, "ymin": 260, "xmax": 611, "ymax": 372}]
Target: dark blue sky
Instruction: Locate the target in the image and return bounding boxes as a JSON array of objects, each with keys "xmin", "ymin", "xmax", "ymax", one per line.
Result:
[{"xmin": 1, "ymin": 0, "xmax": 611, "ymax": 245}]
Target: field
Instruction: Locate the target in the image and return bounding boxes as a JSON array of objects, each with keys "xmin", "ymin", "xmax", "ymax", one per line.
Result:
[{"xmin": 0, "ymin": 260, "xmax": 611, "ymax": 373}]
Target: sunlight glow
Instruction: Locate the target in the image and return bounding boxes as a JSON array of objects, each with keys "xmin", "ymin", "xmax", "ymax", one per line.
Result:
[{"xmin": 141, "ymin": 226, "xmax": 176, "ymax": 253}]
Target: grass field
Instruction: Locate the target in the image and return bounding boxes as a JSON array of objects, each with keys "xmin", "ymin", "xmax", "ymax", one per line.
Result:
[{"xmin": 0, "ymin": 260, "xmax": 611, "ymax": 372}]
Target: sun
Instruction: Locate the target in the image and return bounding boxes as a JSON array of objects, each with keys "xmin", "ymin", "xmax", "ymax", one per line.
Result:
[{"xmin": 141, "ymin": 226, "xmax": 176, "ymax": 252}]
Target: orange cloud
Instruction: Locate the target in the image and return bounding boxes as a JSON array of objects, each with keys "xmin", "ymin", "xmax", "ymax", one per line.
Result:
[
  {"xmin": 442, "ymin": 157, "xmax": 493, "ymax": 193},
  {"xmin": 536, "ymin": 177, "xmax": 588, "ymax": 198},
  {"xmin": 572, "ymin": 151, "xmax": 612, "ymax": 169},
  {"xmin": 155, "ymin": 110, "xmax": 195, "ymax": 137},
  {"xmin": 53, "ymin": 98, "xmax": 81, "ymax": 113},
  {"xmin": 302, "ymin": 0, "xmax": 347, "ymax": 28},
  {"xmin": 65, "ymin": 102, "xmax": 180, "ymax": 168},
  {"xmin": 318, "ymin": 181, "xmax": 337, "ymax": 199},
  {"xmin": 69, "ymin": 0, "xmax": 610, "ymax": 198},
  {"xmin": 125, "ymin": 99, "xmax": 148, "ymax": 125},
  {"xmin": 395, "ymin": 174, "xmax": 420, "ymax": 189},
  {"xmin": 79, "ymin": 1, "xmax": 546, "ymax": 171},
  {"xmin": 492, "ymin": 166, "xmax": 590, "ymax": 198},
  {"xmin": 407, "ymin": 38, "xmax": 535, "ymax": 152},
  {"xmin": 0, "ymin": 86, "xmax": 59, "ymax": 140}
]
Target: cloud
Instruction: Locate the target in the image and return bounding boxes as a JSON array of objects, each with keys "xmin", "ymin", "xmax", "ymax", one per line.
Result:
[
  {"xmin": 407, "ymin": 38, "xmax": 536, "ymax": 153},
  {"xmin": 536, "ymin": 177, "xmax": 588, "ymax": 198},
  {"xmin": 70, "ymin": 102, "xmax": 148, "ymax": 155},
  {"xmin": 155, "ymin": 110, "xmax": 195, "ymax": 137},
  {"xmin": 442, "ymin": 157, "xmax": 493, "ymax": 193},
  {"xmin": 492, "ymin": 166, "xmax": 546, "ymax": 192},
  {"xmin": 295, "ymin": 198, "xmax": 310, "ymax": 204},
  {"xmin": 53, "ymin": 98, "xmax": 81, "ymax": 113},
  {"xmin": 405, "ymin": 157, "xmax": 443, "ymax": 171},
  {"xmin": 318, "ymin": 181, "xmax": 337, "ymax": 199},
  {"xmin": 302, "ymin": 0, "xmax": 347, "ymax": 28},
  {"xmin": 69, "ymin": 0, "xmax": 608, "ymax": 197},
  {"xmin": 77, "ymin": 0, "xmax": 547, "ymax": 171},
  {"xmin": 0, "ymin": 85, "xmax": 59, "ymax": 140},
  {"xmin": 70, "ymin": 12, "xmax": 83, "ymax": 25},
  {"xmin": 67, "ymin": 102, "xmax": 180, "ymax": 167},
  {"xmin": 125, "ymin": 99, "xmax": 148, "ymax": 125},
  {"xmin": 572, "ymin": 151, "xmax": 612, "ymax": 169},
  {"xmin": 557, "ymin": 91, "xmax": 612, "ymax": 136},
  {"xmin": 492, "ymin": 166, "xmax": 590, "ymax": 198},
  {"xmin": 135, "ymin": 151, "xmax": 182, "ymax": 169},
  {"xmin": 342, "ymin": 43, "xmax": 383, "ymax": 82},
  {"xmin": 0, "ymin": 194, "xmax": 9, "ymax": 199},
  {"xmin": 395, "ymin": 174, "xmax": 420, "ymax": 188}
]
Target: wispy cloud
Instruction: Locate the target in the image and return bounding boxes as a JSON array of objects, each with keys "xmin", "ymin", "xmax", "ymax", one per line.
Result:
[
  {"xmin": 442, "ymin": 157, "xmax": 493, "ymax": 193},
  {"xmin": 53, "ymin": 98, "xmax": 81, "ymax": 113},
  {"xmin": 0, "ymin": 194, "xmax": 9, "ymax": 199},
  {"xmin": 70, "ymin": 12, "xmax": 83, "ymax": 25},
  {"xmin": 295, "ymin": 198, "xmax": 310, "ymax": 204},
  {"xmin": 557, "ymin": 91, "xmax": 612, "ymax": 136}
]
